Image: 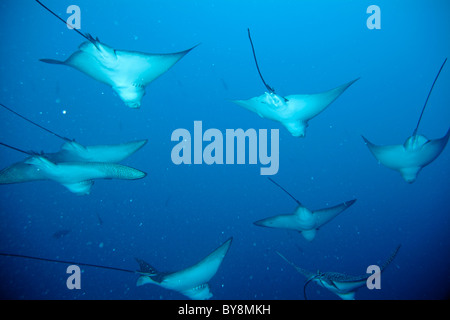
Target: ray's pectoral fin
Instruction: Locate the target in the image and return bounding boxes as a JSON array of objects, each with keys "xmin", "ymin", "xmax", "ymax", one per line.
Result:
[
  {"xmin": 55, "ymin": 139, "xmax": 148, "ymax": 163},
  {"xmin": 362, "ymin": 136, "xmax": 405, "ymax": 167},
  {"xmin": 313, "ymin": 199, "xmax": 357, "ymax": 228},
  {"xmin": 61, "ymin": 140, "xmax": 86, "ymax": 152},
  {"xmin": 24, "ymin": 155, "xmax": 56, "ymax": 169},
  {"xmin": 284, "ymin": 78, "xmax": 359, "ymax": 136},
  {"xmin": 111, "ymin": 45, "xmax": 198, "ymax": 109},
  {"xmin": 0, "ymin": 161, "xmax": 48, "ymax": 184},
  {"xmin": 286, "ymin": 78, "xmax": 360, "ymax": 126},
  {"xmin": 419, "ymin": 127, "xmax": 450, "ymax": 161}
]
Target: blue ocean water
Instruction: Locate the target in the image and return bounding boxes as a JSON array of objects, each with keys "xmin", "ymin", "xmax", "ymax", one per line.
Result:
[{"xmin": 0, "ymin": 0, "xmax": 449, "ymax": 300}]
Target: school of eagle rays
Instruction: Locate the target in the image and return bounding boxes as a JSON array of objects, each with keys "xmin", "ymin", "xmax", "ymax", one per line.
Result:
[{"xmin": 0, "ymin": 1, "xmax": 449, "ymax": 300}]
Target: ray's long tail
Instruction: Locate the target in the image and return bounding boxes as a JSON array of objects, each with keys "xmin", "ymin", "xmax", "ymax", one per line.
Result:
[
  {"xmin": 380, "ymin": 244, "xmax": 401, "ymax": 272},
  {"xmin": 35, "ymin": 0, "xmax": 93, "ymax": 43}
]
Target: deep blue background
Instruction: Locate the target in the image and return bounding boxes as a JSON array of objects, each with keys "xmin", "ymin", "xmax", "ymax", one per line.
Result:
[{"xmin": 0, "ymin": 0, "xmax": 449, "ymax": 300}]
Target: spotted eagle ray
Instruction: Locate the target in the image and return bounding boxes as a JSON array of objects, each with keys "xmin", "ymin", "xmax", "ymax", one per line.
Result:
[
  {"xmin": 362, "ymin": 58, "xmax": 449, "ymax": 183},
  {"xmin": 0, "ymin": 237, "xmax": 232, "ymax": 299},
  {"xmin": 135, "ymin": 237, "xmax": 232, "ymax": 300},
  {"xmin": 253, "ymin": 178, "xmax": 356, "ymax": 241},
  {"xmin": 36, "ymin": 0, "xmax": 196, "ymax": 109},
  {"xmin": 0, "ymin": 155, "xmax": 146, "ymax": 195},
  {"xmin": 277, "ymin": 245, "xmax": 400, "ymax": 300},
  {"xmin": 232, "ymin": 29, "xmax": 358, "ymax": 137},
  {"xmin": 0, "ymin": 106, "xmax": 147, "ymax": 195},
  {"xmin": 0, "ymin": 102, "xmax": 147, "ymax": 163}
]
